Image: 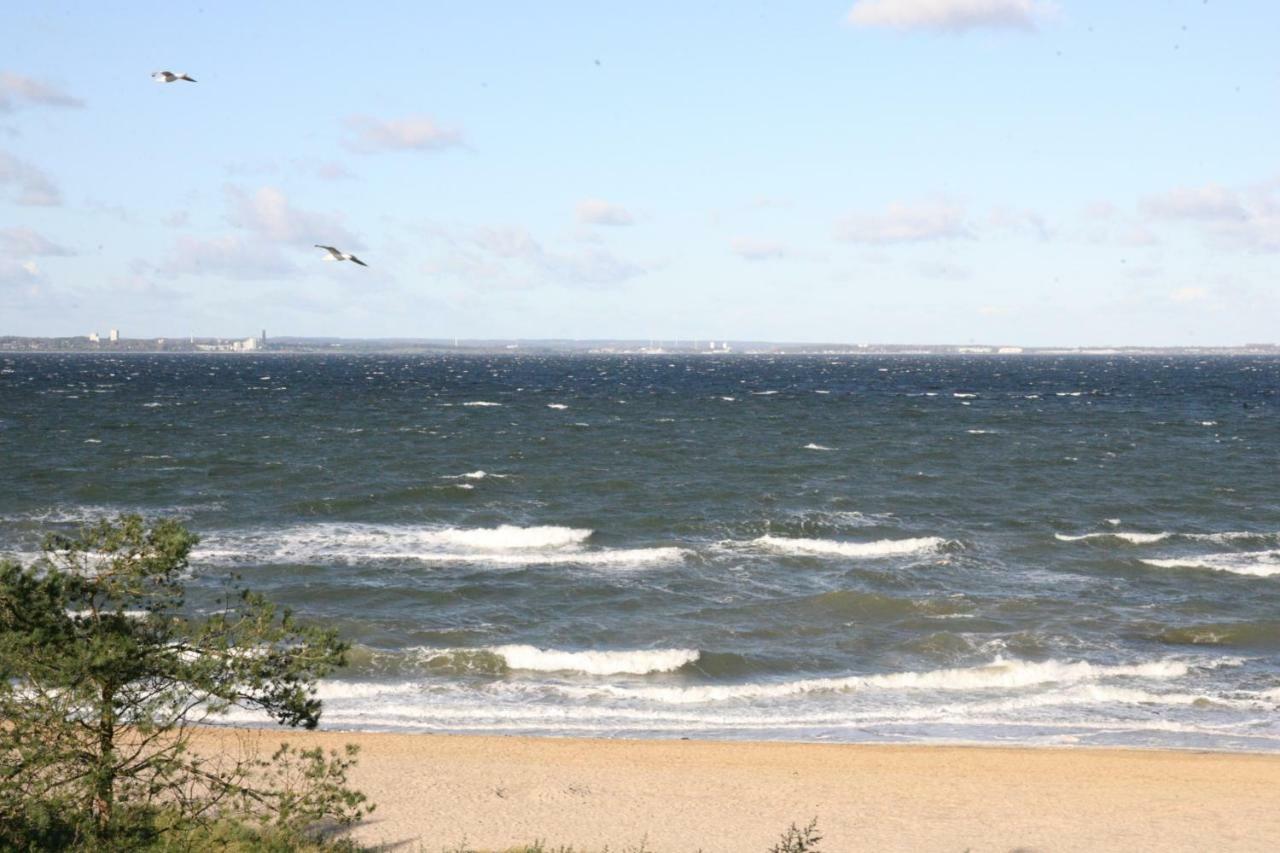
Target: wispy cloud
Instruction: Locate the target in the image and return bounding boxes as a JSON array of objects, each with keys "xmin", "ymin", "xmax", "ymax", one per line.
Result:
[
  {"xmin": 731, "ymin": 238, "xmax": 791, "ymax": 261},
  {"xmin": 157, "ymin": 235, "xmax": 298, "ymax": 280},
  {"xmin": 1142, "ymin": 180, "xmax": 1280, "ymax": 252},
  {"xmin": 0, "ymin": 226, "xmax": 72, "ymax": 290},
  {"xmin": 988, "ymin": 206, "xmax": 1051, "ymax": 240},
  {"xmin": 846, "ymin": 0, "xmax": 1055, "ymax": 33},
  {"xmin": 0, "ymin": 226, "xmax": 74, "ymax": 257},
  {"xmin": 1170, "ymin": 286, "xmax": 1208, "ymax": 303},
  {"xmin": 226, "ymin": 185, "xmax": 360, "ymax": 248},
  {"xmin": 0, "ymin": 150, "xmax": 62, "ymax": 205},
  {"xmin": 0, "ymin": 258, "xmax": 45, "ymax": 287},
  {"xmin": 1142, "ymin": 184, "xmax": 1249, "ymax": 222},
  {"xmin": 342, "ymin": 115, "xmax": 464, "ymax": 154},
  {"xmin": 157, "ymin": 186, "xmax": 363, "ymax": 280},
  {"xmin": 576, "ymin": 199, "xmax": 635, "ymax": 227},
  {"xmin": 315, "ymin": 161, "xmax": 355, "ymax": 181},
  {"xmin": 836, "ymin": 200, "xmax": 969, "ymax": 244},
  {"xmin": 424, "ymin": 222, "xmax": 653, "ymax": 289},
  {"xmin": 0, "ymin": 72, "xmax": 84, "ymax": 111}
]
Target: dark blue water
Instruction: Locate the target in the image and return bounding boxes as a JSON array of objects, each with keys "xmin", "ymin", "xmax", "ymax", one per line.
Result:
[{"xmin": 2, "ymin": 353, "xmax": 1278, "ymax": 749}]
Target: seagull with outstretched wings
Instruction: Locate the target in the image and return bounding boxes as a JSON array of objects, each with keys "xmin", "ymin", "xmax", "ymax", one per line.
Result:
[
  {"xmin": 315, "ymin": 245, "xmax": 368, "ymax": 267},
  {"xmin": 152, "ymin": 71, "xmax": 197, "ymax": 83}
]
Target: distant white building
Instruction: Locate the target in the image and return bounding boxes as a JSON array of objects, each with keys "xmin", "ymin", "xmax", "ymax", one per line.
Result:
[
  {"xmin": 87, "ymin": 332, "xmax": 99, "ymax": 343},
  {"xmin": 195, "ymin": 336, "xmax": 260, "ymax": 353},
  {"xmin": 108, "ymin": 329, "xmax": 119, "ymax": 342}
]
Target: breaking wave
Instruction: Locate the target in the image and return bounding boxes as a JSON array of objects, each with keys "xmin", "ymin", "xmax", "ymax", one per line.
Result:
[
  {"xmin": 193, "ymin": 524, "xmax": 689, "ymax": 568},
  {"xmin": 752, "ymin": 535, "xmax": 947, "ymax": 559},
  {"xmin": 557, "ymin": 656, "xmax": 1234, "ymax": 704},
  {"xmin": 414, "ymin": 645, "xmax": 701, "ymax": 676},
  {"xmin": 1141, "ymin": 551, "xmax": 1280, "ymax": 578}
]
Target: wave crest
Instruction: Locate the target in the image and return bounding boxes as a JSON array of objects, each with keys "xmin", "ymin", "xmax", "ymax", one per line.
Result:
[{"xmin": 753, "ymin": 535, "xmax": 947, "ymax": 558}]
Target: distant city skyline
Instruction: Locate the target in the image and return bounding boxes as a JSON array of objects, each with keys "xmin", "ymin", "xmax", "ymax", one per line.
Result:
[{"xmin": 2, "ymin": 1, "xmax": 1278, "ymax": 346}]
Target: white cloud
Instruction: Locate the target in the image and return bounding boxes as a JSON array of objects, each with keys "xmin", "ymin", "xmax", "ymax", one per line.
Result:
[
  {"xmin": 156, "ymin": 186, "xmax": 363, "ymax": 280},
  {"xmin": 0, "ymin": 226, "xmax": 73, "ymax": 257},
  {"xmin": 1142, "ymin": 180, "xmax": 1280, "ymax": 252},
  {"xmin": 846, "ymin": 0, "xmax": 1055, "ymax": 33},
  {"xmin": 1142, "ymin": 185, "xmax": 1248, "ymax": 221},
  {"xmin": 837, "ymin": 200, "xmax": 969, "ymax": 244},
  {"xmin": 0, "ymin": 150, "xmax": 61, "ymax": 205},
  {"xmin": 988, "ymin": 206, "xmax": 1051, "ymax": 240},
  {"xmin": 576, "ymin": 199, "xmax": 635, "ymax": 227},
  {"xmin": 226, "ymin": 185, "xmax": 360, "ymax": 248},
  {"xmin": 316, "ymin": 161, "xmax": 355, "ymax": 180},
  {"xmin": 0, "ymin": 72, "xmax": 84, "ymax": 111},
  {"xmin": 731, "ymin": 238, "xmax": 791, "ymax": 261},
  {"xmin": 0, "ymin": 258, "xmax": 44, "ymax": 287},
  {"xmin": 424, "ymin": 222, "xmax": 652, "ymax": 289},
  {"xmin": 343, "ymin": 115, "xmax": 464, "ymax": 153}
]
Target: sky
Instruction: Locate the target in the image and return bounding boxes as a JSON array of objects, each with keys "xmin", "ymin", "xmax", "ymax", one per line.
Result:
[{"xmin": 1, "ymin": 0, "xmax": 1277, "ymax": 346}]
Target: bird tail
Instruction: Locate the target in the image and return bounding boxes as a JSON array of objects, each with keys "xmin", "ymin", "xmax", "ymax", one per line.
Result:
[{"xmin": 180, "ymin": 74, "xmax": 197, "ymax": 82}]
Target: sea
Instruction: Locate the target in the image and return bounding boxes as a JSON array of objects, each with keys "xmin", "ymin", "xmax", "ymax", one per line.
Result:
[{"xmin": 2, "ymin": 352, "xmax": 1278, "ymax": 750}]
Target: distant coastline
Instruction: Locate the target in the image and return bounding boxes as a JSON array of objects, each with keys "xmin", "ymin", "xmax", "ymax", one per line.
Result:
[{"xmin": 2, "ymin": 335, "xmax": 1277, "ymax": 356}]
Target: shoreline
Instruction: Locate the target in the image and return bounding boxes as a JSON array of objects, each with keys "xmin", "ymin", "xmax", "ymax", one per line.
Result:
[{"xmin": 191, "ymin": 727, "xmax": 1280, "ymax": 852}]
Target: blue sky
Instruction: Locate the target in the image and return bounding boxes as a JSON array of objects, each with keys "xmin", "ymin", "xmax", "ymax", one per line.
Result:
[{"xmin": 2, "ymin": 1, "xmax": 1277, "ymax": 345}]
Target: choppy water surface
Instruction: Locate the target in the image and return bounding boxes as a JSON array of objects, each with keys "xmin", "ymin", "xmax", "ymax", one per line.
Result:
[{"xmin": 2, "ymin": 353, "xmax": 1278, "ymax": 750}]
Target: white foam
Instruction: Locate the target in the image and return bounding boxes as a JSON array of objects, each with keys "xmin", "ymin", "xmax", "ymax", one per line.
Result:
[
  {"xmin": 1056, "ymin": 531, "xmax": 1171, "ymax": 544},
  {"xmin": 751, "ymin": 390, "xmax": 779, "ymax": 396},
  {"xmin": 803, "ymin": 443, "xmax": 834, "ymax": 451},
  {"xmin": 193, "ymin": 524, "xmax": 690, "ymax": 569},
  {"xmin": 753, "ymin": 535, "xmax": 946, "ymax": 559},
  {"xmin": 482, "ymin": 645, "xmax": 700, "ymax": 675},
  {"xmin": 461, "ymin": 401, "xmax": 502, "ymax": 407},
  {"xmin": 408, "ymin": 524, "xmax": 591, "ymax": 550},
  {"xmin": 1141, "ymin": 551, "xmax": 1280, "ymax": 577},
  {"xmin": 1056, "ymin": 530, "xmax": 1277, "ymax": 546},
  {"xmin": 561, "ymin": 656, "xmax": 1215, "ymax": 705},
  {"xmin": 547, "ymin": 403, "xmax": 569, "ymax": 410},
  {"xmin": 442, "ymin": 470, "xmax": 507, "ymax": 480},
  {"xmin": 966, "ymin": 429, "xmax": 996, "ymax": 435},
  {"xmin": 719, "ymin": 396, "xmax": 736, "ymax": 402},
  {"xmin": 952, "ymin": 393, "xmax": 977, "ymax": 398}
]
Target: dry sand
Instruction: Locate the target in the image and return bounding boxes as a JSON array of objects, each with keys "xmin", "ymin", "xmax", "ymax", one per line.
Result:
[{"xmin": 193, "ymin": 728, "xmax": 1280, "ymax": 852}]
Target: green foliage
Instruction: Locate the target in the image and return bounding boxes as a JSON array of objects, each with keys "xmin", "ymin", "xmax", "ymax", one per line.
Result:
[
  {"xmin": 769, "ymin": 818, "xmax": 823, "ymax": 853},
  {"xmin": 0, "ymin": 515, "xmax": 371, "ymax": 850}
]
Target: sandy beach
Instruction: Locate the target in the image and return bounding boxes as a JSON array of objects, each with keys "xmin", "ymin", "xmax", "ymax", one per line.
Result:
[{"xmin": 192, "ymin": 728, "xmax": 1280, "ymax": 852}]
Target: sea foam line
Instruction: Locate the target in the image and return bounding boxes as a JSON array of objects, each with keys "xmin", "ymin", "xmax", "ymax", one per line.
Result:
[
  {"xmin": 752, "ymin": 535, "xmax": 947, "ymax": 558},
  {"xmin": 555, "ymin": 656, "xmax": 1234, "ymax": 705},
  {"xmin": 1056, "ymin": 531, "xmax": 1279, "ymax": 545},
  {"xmin": 413, "ymin": 645, "xmax": 701, "ymax": 676},
  {"xmin": 192, "ymin": 523, "xmax": 690, "ymax": 568},
  {"xmin": 1141, "ymin": 551, "xmax": 1280, "ymax": 578}
]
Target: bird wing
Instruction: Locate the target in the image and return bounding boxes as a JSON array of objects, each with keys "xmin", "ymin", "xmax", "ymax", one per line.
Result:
[
  {"xmin": 315, "ymin": 245, "xmax": 341, "ymax": 258},
  {"xmin": 349, "ymin": 255, "xmax": 369, "ymax": 267},
  {"xmin": 180, "ymin": 74, "xmax": 197, "ymax": 82}
]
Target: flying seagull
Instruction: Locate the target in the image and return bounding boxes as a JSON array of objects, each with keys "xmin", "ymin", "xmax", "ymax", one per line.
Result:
[
  {"xmin": 152, "ymin": 71, "xmax": 197, "ymax": 83},
  {"xmin": 315, "ymin": 245, "xmax": 368, "ymax": 267}
]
